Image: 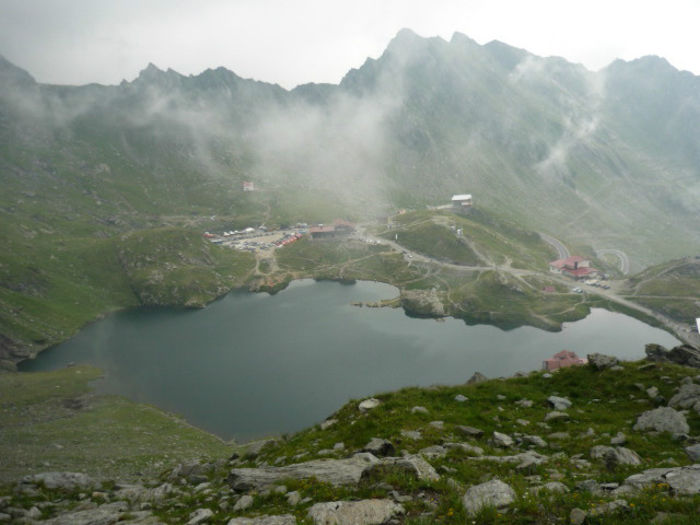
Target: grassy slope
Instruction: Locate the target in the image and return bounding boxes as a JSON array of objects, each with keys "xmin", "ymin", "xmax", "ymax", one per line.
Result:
[{"xmin": 0, "ymin": 365, "xmax": 234, "ymax": 483}]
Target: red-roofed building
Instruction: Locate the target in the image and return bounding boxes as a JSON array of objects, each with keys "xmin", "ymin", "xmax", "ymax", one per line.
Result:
[
  {"xmin": 549, "ymin": 256, "xmax": 598, "ymax": 280},
  {"xmin": 543, "ymin": 350, "xmax": 587, "ymax": 371},
  {"xmin": 310, "ymin": 220, "xmax": 356, "ymax": 240}
]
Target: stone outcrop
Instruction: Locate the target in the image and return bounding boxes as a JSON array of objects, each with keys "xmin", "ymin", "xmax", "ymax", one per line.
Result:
[
  {"xmin": 587, "ymin": 353, "xmax": 619, "ymax": 370},
  {"xmin": 547, "ymin": 396, "xmax": 572, "ymax": 410},
  {"xmin": 307, "ymin": 499, "xmax": 404, "ymax": 525},
  {"xmin": 633, "ymin": 407, "xmax": 689, "ymax": 434},
  {"xmin": 228, "ymin": 453, "xmax": 379, "ymax": 492},
  {"xmin": 668, "ymin": 383, "xmax": 700, "ymax": 413},
  {"xmin": 362, "ymin": 438, "xmax": 396, "ymax": 457},
  {"xmin": 466, "ymin": 372, "xmax": 487, "ymax": 385},
  {"xmin": 590, "ymin": 446, "xmax": 642, "ymax": 466},
  {"xmin": 646, "ymin": 343, "xmax": 700, "ymax": 368},
  {"xmin": 358, "ymin": 398, "xmax": 381, "ymax": 412},
  {"xmin": 360, "ymin": 455, "xmax": 440, "ymax": 483},
  {"xmin": 623, "ymin": 464, "xmax": 700, "ymax": 495},
  {"xmin": 21, "ymin": 472, "xmax": 94, "ymax": 491},
  {"xmin": 462, "ymin": 479, "xmax": 515, "ymax": 516}
]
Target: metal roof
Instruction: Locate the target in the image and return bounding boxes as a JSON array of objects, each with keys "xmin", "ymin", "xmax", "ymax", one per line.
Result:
[{"xmin": 451, "ymin": 194, "xmax": 472, "ymax": 201}]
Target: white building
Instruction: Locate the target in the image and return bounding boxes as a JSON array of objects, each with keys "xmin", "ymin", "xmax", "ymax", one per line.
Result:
[{"xmin": 451, "ymin": 194, "xmax": 473, "ymax": 213}]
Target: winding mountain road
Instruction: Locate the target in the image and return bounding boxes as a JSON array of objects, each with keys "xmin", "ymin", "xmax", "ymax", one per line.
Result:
[
  {"xmin": 539, "ymin": 233, "xmax": 570, "ymax": 260},
  {"xmin": 596, "ymin": 248, "xmax": 630, "ymax": 275}
]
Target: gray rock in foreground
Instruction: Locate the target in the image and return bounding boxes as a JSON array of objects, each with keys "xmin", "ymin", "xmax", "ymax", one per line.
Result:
[
  {"xmin": 307, "ymin": 499, "xmax": 404, "ymax": 525},
  {"xmin": 633, "ymin": 407, "xmax": 689, "ymax": 434},
  {"xmin": 587, "ymin": 353, "xmax": 619, "ymax": 370},
  {"xmin": 547, "ymin": 396, "xmax": 572, "ymax": 410},
  {"xmin": 590, "ymin": 446, "xmax": 642, "ymax": 466},
  {"xmin": 229, "ymin": 453, "xmax": 379, "ymax": 492},
  {"xmin": 21, "ymin": 472, "xmax": 94, "ymax": 491},
  {"xmin": 685, "ymin": 444, "xmax": 700, "ymax": 462},
  {"xmin": 623, "ymin": 464, "xmax": 700, "ymax": 495},
  {"xmin": 361, "ymin": 455, "xmax": 440, "ymax": 483},
  {"xmin": 668, "ymin": 383, "xmax": 700, "ymax": 413},
  {"xmin": 462, "ymin": 479, "xmax": 515, "ymax": 516}
]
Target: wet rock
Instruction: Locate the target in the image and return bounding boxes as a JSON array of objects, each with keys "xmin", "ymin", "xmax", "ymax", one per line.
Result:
[
  {"xmin": 633, "ymin": 407, "xmax": 689, "ymax": 434},
  {"xmin": 547, "ymin": 396, "xmax": 572, "ymax": 410},
  {"xmin": 462, "ymin": 479, "xmax": 515, "ymax": 516},
  {"xmin": 307, "ymin": 499, "xmax": 404, "ymax": 525},
  {"xmin": 587, "ymin": 353, "xmax": 619, "ymax": 370}
]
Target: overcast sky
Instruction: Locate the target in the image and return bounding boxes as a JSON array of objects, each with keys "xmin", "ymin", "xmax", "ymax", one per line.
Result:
[{"xmin": 1, "ymin": 0, "xmax": 698, "ymax": 88}]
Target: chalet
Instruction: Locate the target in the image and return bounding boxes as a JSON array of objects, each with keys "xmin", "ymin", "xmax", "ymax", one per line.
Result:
[
  {"xmin": 543, "ymin": 350, "xmax": 587, "ymax": 372},
  {"xmin": 451, "ymin": 194, "xmax": 473, "ymax": 213},
  {"xmin": 310, "ymin": 219, "xmax": 356, "ymax": 240},
  {"xmin": 549, "ymin": 256, "xmax": 598, "ymax": 280}
]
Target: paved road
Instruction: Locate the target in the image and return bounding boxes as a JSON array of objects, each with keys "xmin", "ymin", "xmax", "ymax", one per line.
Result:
[
  {"xmin": 539, "ymin": 233, "xmax": 570, "ymax": 260},
  {"xmin": 596, "ymin": 249, "xmax": 630, "ymax": 275}
]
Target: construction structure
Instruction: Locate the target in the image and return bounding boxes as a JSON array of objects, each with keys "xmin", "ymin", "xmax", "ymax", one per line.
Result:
[
  {"xmin": 543, "ymin": 350, "xmax": 587, "ymax": 372},
  {"xmin": 309, "ymin": 219, "xmax": 356, "ymax": 240},
  {"xmin": 549, "ymin": 256, "xmax": 598, "ymax": 280},
  {"xmin": 451, "ymin": 194, "xmax": 473, "ymax": 214}
]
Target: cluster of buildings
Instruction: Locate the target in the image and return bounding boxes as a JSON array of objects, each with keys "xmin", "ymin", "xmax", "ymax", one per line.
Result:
[
  {"xmin": 309, "ymin": 219, "xmax": 356, "ymax": 240},
  {"xmin": 542, "ymin": 350, "xmax": 588, "ymax": 372},
  {"xmin": 549, "ymin": 256, "xmax": 599, "ymax": 280}
]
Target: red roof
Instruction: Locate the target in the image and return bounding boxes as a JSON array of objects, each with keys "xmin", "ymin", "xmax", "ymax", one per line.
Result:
[
  {"xmin": 550, "ymin": 255, "xmax": 587, "ymax": 269},
  {"xmin": 563, "ymin": 267, "xmax": 595, "ymax": 277},
  {"xmin": 543, "ymin": 350, "xmax": 587, "ymax": 371},
  {"xmin": 310, "ymin": 225, "xmax": 336, "ymax": 233}
]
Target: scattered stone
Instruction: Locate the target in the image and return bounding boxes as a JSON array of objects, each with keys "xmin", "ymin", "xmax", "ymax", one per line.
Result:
[
  {"xmin": 233, "ymin": 494, "xmax": 254, "ymax": 512},
  {"xmin": 587, "ymin": 353, "xmax": 619, "ymax": 370},
  {"xmin": 307, "ymin": 499, "xmax": 404, "ymax": 525},
  {"xmin": 42, "ymin": 502, "xmax": 131, "ymax": 525},
  {"xmin": 461, "ymin": 479, "xmax": 515, "ymax": 516},
  {"xmin": 523, "ymin": 435, "xmax": 548, "ymax": 448},
  {"xmin": 456, "ymin": 425, "xmax": 484, "ymax": 438},
  {"xmin": 469, "ymin": 451, "xmax": 548, "ymax": 468},
  {"xmin": 444, "ymin": 442, "xmax": 484, "ymax": 456},
  {"xmin": 623, "ymin": 464, "xmax": 700, "ymax": 495},
  {"xmin": 542, "ymin": 373, "xmax": 552, "ymax": 378},
  {"xmin": 547, "ymin": 396, "xmax": 572, "ymax": 410},
  {"xmin": 685, "ymin": 444, "xmax": 700, "ymax": 462},
  {"xmin": 320, "ymin": 419, "xmax": 337, "ymax": 430},
  {"xmin": 610, "ymin": 432, "xmax": 627, "ymax": 445},
  {"xmin": 492, "ymin": 431, "xmax": 514, "ymax": 447},
  {"xmin": 668, "ymin": 383, "xmax": 700, "ymax": 412},
  {"xmin": 362, "ymin": 438, "xmax": 396, "ymax": 457},
  {"xmin": 569, "ymin": 507, "xmax": 586, "ymax": 525},
  {"xmin": 646, "ymin": 386, "xmax": 659, "ymax": 399},
  {"xmin": 609, "ymin": 365, "xmax": 624, "ymax": 371},
  {"xmin": 548, "ymin": 432, "xmax": 570, "ymax": 440},
  {"xmin": 188, "ymin": 508, "xmax": 214, "ymax": 525},
  {"xmin": 229, "ymin": 453, "xmax": 379, "ymax": 491},
  {"xmin": 496, "ymin": 394, "xmax": 506, "ymax": 401},
  {"xmin": 419, "ymin": 445, "xmax": 447, "ymax": 459},
  {"xmin": 529, "ymin": 481, "xmax": 568, "ymax": 495},
  {"xmin": 544, "ymin": 411, "xmax": 569, "ymax": 422},
  {"xmin": 400, "ymin": 430, "xmax": 422, "ymax": 441},
  {"xmin": 361, "ymin": 455, "xmax": 440, "ymax": 483},
  {"xmin": 515, "ymin": 399, "xmax": 534, "ymax": 408},
  {"xmin": 516, "ymin": 418, "xmax": 530, "ymax": 426},
  {"xmin": 454, "ymin": 394, "xmax": 468, "ymax": 402},
  {"xmin": 21, "ymin": 472, "xmax": 94, "ymax": 491},
  {"xmin": 466, "ymin": 372, "xmax": 488, "ymax": 384},
  {"xmin": 587, "ymin": 499, "xmax": 629, "ymax": 517},
  {"xmin": 590, "ymin": 446, "xmax": 642, "ymax": 466},
  {"xmin": 286, "ymin": 491, "xmax": 301, "ymax": 506},
  {"xmin": 359, "ymin": 398, "xmax": 381, "ymax": 412},
  {"xmin": 411, "ymin": 406, "xmax": 429, "ymax": 415},
  {"xmin": 429, "ymin": 420, "xmax": 444, "ymax": 429},
  {"xmin": 633, "ymin": 407, "xmax": 689, "ymax": 434},
  {"xmin": 227, "ymin": 516, "xmax": 296, "ymax": 525}
]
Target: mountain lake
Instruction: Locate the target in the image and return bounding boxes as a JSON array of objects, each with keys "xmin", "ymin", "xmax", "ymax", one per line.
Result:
[{"xmin": 19, "ymin": 279, "xmax": 681, "ymax": 441}]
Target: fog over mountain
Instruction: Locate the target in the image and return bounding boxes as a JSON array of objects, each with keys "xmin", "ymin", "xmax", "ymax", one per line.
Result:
[{"xmin": 1, "ymin": 29, "xmax": 699, "ymax": 265}]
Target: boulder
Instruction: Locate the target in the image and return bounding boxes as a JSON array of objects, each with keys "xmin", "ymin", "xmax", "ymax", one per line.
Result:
[
  {"xmin": 668, "ymin": 383, "xmax": 700, "ymax": 412},
  {"xmin": 358, "ymin": 398, "xmax": 381, "ymax": 412},
  {"xmin": 361, "ymin": 455, "xmax": 440, "ymax": 483},
  {"xmin": 685, "ymin": 444, "xmax": 700, "ymax": 462},
  {"xmin": 410, "ymin": 406, "xmax": 429, "ymax": 415},
  {"xmin": 646, "ymin": 343, "xmax": 700, "ymax": 368},
  {"xmin": 227, "ymin": 516, "xmax": 296, "ymax": 525},
  {"xmin": 444, "ymin": 442, "xmax": 484, "ymax": 456},
  {"xmin": 454, "ymin": 394, "xmax": 468, "ymax": 402},
  {"xmin": 21, "ymin": 472, "xmax": 94, "ymax": 491},
  {"xmin": 529, "ymin": 481, "xmax": 568, "ymax": 495},
  {"xmin": 570, "ymin": 508, "xmax": 587, "ymax": 525},
  {"xmin": 418, "ymin": 445, "xmax": 447, "ymax": 459},
  {"xmin": 228, "ymin": 453, "xmax": 379, "ymax": 492},
  {"xmin": 362, "ymin": 438, "xmax": 396, "ymax": 457},
  {"xmin": 588, "ymin": 499, "xmax": 629, "ymax": 517},
  {"xmin": 623, "ymin": 464, "xmax": 700, "ymax": 495},
  {"xmin": 522, "ymin": 435, "xmax": 548, "ymax": 448},
  {"xmin": 462, "ymin": 479, "xmax": 515, "ymax": 516},
  {"xmin": 633, "ymin": 407, "xmax": 689, "ymax": 434},
  {"xmin": 466, "ymin": 372, "xmax": 488, "ymax": 385},
  {"xmin": 400, "ymin": 430, "xmax": 421, "ymax": 441},
  {"xmin": 544, "ymin": 411, "xmax": 569, "ymax": 422},
  {"xmin": 456, "ymin": 425, "xmax": 484, "ymax": 438},
  {"xmin": 547, "ymin": 396, "xmax": 572, "ymax": 410},
  {"xmin": 307, "ymin": 499, "xmax": 404, "ymax": 525},
  {"xmin": 233, "ymin": 494, "xmax": 254, "ymax": 512},
  {"xmin": 492, "ymin": 431, "xmax": 514, "ymax": 448},
  {"xmin": 188, "ymin": 508, "xmax": 214, "ymax": 525},
  {"xmin": 610, "ymin": 432, "xmax": 627, "ymax": 445},
  {"xmin": 469, "ymin": 451, "xmax": 548, "ymax": 469},
  {"xmin": 645, "ymin": 343, "xmax": 669, "ymax": 362},
  {"xmin": 590, "ymin": 446, "xmax": 642, "ymax": 466},
  {"xmin": 42, "ymin": 502, "xmax": 131, "ymax": 525},
  {"xmin": 587, "ymin": 353, "xmax": 619, "ymax": 370}
]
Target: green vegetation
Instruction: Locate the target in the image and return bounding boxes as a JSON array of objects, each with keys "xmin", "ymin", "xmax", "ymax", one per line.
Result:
[{"xmin": 0, "ymin": 365, "xmax": 234, "ymax": 483}]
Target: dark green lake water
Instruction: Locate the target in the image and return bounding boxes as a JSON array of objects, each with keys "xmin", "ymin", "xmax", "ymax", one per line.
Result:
[{"xmin": 20, "ymin": 280, "xmax": 680, "ymax": 441}]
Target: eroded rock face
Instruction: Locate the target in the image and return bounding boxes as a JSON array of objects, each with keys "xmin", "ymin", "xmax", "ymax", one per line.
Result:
[
  {"xmin": 462, "ymin": 479, "xmax": 515, "ymax": 516},
  {"xmin": 307, "ymin": 499, "xmax": 404, "ymax": 525},
  {"xmin": 633, "ymin": 407, "xmax": 689, "ymax": 434},
  {"xmin": 228, "ymin": 453, "xmax": 379, "ymax": 492}
]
